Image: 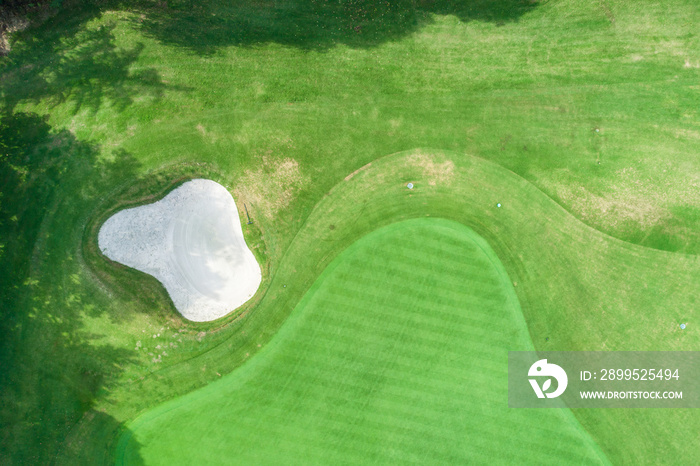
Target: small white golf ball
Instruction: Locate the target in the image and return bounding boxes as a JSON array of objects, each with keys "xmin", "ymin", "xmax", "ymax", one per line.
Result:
[
  {"xmin": 497, "ymin": 203, "xmax": 501, "ymax": 208},
  {"xmin": 680, "ymin": 323, "xmax": 686, "ymax": 330}
]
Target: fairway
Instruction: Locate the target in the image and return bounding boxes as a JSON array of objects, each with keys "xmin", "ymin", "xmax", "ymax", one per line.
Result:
[
  {"xmin": 3, "ymin": 0, "xmax": 700, "ymax": 464},
  {"xmin": 117, "ymin": 218, "xmax": 607, "ymax": 465}
]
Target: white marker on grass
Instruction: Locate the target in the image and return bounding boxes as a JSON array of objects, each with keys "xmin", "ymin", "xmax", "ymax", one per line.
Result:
[
  {"xmin": 681, "ymin": 323, "xmax": 686, "ymax": 330},
  {"xmin": 407, "ymin": 183, "xmax": 414, "ymax": 189},
  {"xmin": 497, "ymin": 203, "xmax": 501, "ymax": 208}
]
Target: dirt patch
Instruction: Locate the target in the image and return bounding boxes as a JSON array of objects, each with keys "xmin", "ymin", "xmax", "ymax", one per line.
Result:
[
  {"xmin": 196, "ymin": 123, "xmax": 218, "ymax": 144},
  {"xmin": 598, "ymin": 0, "xmax": 615, "ymax": 23},
  {"xmin": 234, "ymin": 157, "xmax": 306, "ymax": 219},
  {"xmin": 674, "ymin": 128, "xmax": 700, "ymax": 140},
  {"xmin": 0, "ymin": 12, "xmax": 29, "ymax": 56},
  {"xmin": 534, "ymin": 168, "xmax": 681, "ymax": 230},
  {"xmin": 570, "ymin": 187, "xmax": 672, "ymax": 229},
  {"xmin": 407, "ymin": 152, "xmax": 455, "ymax": 186}
]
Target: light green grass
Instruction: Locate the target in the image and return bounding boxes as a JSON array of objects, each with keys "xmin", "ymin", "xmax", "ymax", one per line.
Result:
[
  {"xmin": 117, "ymin": 218, "xmax": 608, "ymax": 465},
  {"xmin": 76, "ymin": 149, "xmax": 697, "ymax": 465},
  {"xmin": 1, "ymin": 0, "xmax": 699, "ymax": 464}
]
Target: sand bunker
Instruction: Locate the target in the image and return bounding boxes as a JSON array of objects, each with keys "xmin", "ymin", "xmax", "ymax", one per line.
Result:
[{"xmin": 98, "ymin": 179, "xmax": 262, "ymax": 322}]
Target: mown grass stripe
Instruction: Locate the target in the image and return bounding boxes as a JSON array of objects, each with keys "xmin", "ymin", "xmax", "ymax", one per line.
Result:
[
  {"xmin": 306, "ymin": 295, "xmax": 510, "ymax": 338},
  {"xmin": 289, "ymin": 310, "xmax": 515, "ymax": 355},
  {"xmin": 121, "ymin": 219, "xmax": 606, "ymax": 465},
  {"xmin": 313, "ymin": 285, "xmax": 509, "ymax": 323}
]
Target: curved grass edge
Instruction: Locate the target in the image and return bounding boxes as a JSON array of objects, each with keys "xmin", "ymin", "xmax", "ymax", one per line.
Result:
[
  {"xmin": 60, "ymin": 148, "xmax": 700, "ymax": 465},
  {"xmin": 114, "ymin": 217, "xmax": 610, "ymax": 465}
]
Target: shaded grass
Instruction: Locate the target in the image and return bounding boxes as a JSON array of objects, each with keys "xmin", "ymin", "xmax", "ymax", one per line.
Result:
[
  {"xmin": 0, "ymin": 111, "xmax": 144, "ymax": 463},
  {"xmin": 135, "ymin": 0, "xmax": 538, "ymax": 54},
  {"xmin": 117, "ymin": 218, "xmax": 608, "ymax": 465},
  {"xmin": 1, "ymin": 6, "xmax": 168, "ymax": 115}
]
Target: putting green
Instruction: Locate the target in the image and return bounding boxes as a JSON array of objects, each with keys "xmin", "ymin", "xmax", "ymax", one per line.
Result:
[{"xmin": 117, "ymin": 218, "xmax": 607, "ymax": 465}]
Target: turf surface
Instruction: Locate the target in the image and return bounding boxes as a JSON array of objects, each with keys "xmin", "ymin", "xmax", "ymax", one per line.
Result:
[
  {"xmin": 2, "ymin": 0, "xmax": 700, "ymax": 464},
  {"xmin": 117, "ymin": 218, "xmax": 607, "ymax": 465}
]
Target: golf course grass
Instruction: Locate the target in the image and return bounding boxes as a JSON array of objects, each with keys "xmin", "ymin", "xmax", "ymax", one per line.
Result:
[
  {"xmin": 2, "ymin": 0, "xmax": 700, "ymax": 464},
  {"xmin": 86, "ymin": 148, "xmax": 695, "ymax": 465},
  {"xmin": 116, "ymin": 218, "xmax": 608, "ymax": 465}
]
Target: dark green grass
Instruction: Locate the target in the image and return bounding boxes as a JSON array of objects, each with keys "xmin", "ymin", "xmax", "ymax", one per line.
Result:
[
  {"xmin": 1, "ymin": 0, "xmax": 699, "ymax": 463},
  {"xmin": 117, "ymin": 218, "xmax": 607, "ymax": 465}
]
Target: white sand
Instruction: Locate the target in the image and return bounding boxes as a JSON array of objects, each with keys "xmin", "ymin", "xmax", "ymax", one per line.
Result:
[{"xmin": 98, "ymin": 179, "xmax": 262, "ymax": 322}]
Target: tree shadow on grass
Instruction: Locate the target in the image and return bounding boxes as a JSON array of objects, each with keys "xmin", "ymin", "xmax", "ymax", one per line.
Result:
[
  {"xmin": 0, "ymin": 111, "xmax": 146, "ymax": 463},
  {"xmin": 1, "ymin": 4, "xmax": 171, "ymax": 115},
  {"xmin": 135, "ymin": 0, "xmax": 540, "ymax": 55},
  {"xmin": 57, "ymin": 410, "xmax": 146, "ymax": 465},
  {"xmin": 2, "ymin": 0, "xmax": 539, "ymax": 112}
]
